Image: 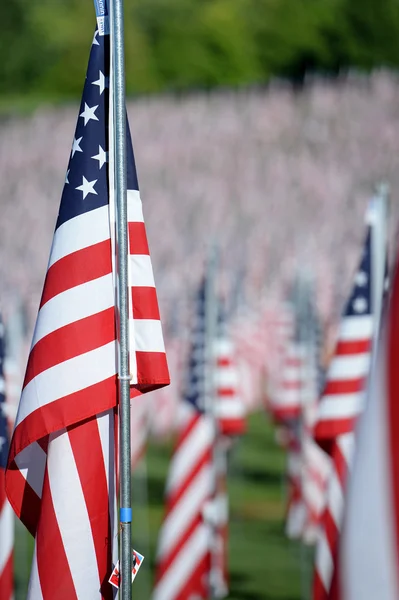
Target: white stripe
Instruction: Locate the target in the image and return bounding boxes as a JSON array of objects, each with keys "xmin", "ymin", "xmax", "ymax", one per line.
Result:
[
  {"xmin": 17, "ymin": 342, "xmax": 117, "ymax": 424},
  {"xmin": 283, "ymin": 366, "xmax": 304, "ymax": 380},
  {"xmin": 48, "ymin": 206, "xmax": 110, "ymax": 268},
  {"xmin": 127, "ymin": 189, "xmax": 144, "ymax": 223},
  {"xmin": 27, "ymin": 545, "xmax": 44, "ymax": 600},
  {"xmin": 133, "ymin": 319, "xmax": 165, "ymax": 352},
  {"xmin": 315, "ymin": 531, "xmax": 334, "ymax": 591},
  {"xmin": 278, "ymin": 390, "xmax": 301, "ymax": 406},
  {"xmin": 339, "ymin": 316, "xmax": 373, "ymax": 341},
  {"xmin": 47, "ymin": 429, "xmax": 100, "ymax": 600},
  {"xmin": 337, "ymin": 432, "xmax": 355, "ymax": 464},
  {"xmin": 130, "ymin": 255, "xmax": 155, "ymax": 287},
  {"xmin": 215, "ymin": 401, "xmax": 245, "ymax": 419},
  {"xmin": 213, "ymin": 339, "xmax": 233, "ymax": 355},
  {"xmin": 328, "ymin": 353, "xmax": 371, "ymax": 380},
  {"xmin": 214, "ymin": 368, "xmax": 239, "ymax": 388},
  {"xmin": 0, "ymin": 499, "xmax": 13, "ymax": 574},
  {"xmin": 158, "ymin": 463, "xmax": 212, "ymax": 560},
  {"xmin": 318, "ymin": 393, "xmax": 365, "ymax": 421},
  {"xmin": 154, "ymin": 524, "xmax": 209, "ymax": 600},
  {"xmin": 14, "ymin": 442, "xmax": 47, "ymax": 498},
  {"xmin": 32, "ymin": 274, "xmax": 114, "ymax": 347},
  {"xmin": 166, "ymin": 417, "xmax": 213, "ymax": 495}
]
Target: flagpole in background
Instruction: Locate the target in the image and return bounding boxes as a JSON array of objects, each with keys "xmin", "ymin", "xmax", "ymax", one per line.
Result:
[
  {"xmin": 110, "ymin": 0, "xmax": 132, "ymax": 597},
  {"xmin": 204, "ymin": 243, "xmax": 219, "ymax": 600}
]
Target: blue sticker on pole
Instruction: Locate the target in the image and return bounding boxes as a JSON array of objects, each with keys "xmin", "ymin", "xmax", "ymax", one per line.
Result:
[
  {"xmin": 93, "ymin": 0, "xmax": 109, "ymax": 36},
  {"xmin": 120, "ymin": 507, "xmax": 132, "ymax": 523}
]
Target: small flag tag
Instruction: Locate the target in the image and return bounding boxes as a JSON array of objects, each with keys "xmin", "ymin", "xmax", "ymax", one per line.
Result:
[
  {"xmin": 93, "ymin": 0, "xmax": 109, "ymax": 36},
  {"xmin": 108, "ymin": 550, "xmax": 144, "ymax": 589}
]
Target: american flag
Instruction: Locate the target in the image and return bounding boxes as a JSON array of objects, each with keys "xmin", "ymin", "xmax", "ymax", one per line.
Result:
[
  {"xmin": 0, "ymin": 316, "xmax": 13, "ymax": 600},
  {"xmin": 313, "ymin": 225, "xmax": 375, "ymax": 599},
  {"xmin": 213, "ymin": 304, "xmax": 245, "ymax": 437},
  {"xmin": 153, "ymin": 279, "xmax": 213, "ymax": 600},
  {"xmin": 338, "ymin": 237, "xmax": 394, "ymax": 600},
  {"xmin": 5, "ymin": 10, "xmax": 169, "ymax": 599}
]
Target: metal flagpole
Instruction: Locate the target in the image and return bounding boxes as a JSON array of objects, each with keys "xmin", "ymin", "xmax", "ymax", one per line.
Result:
[
  {"xmin": 110, "ymin": 0, "xmax": 132, "ymax": 597},
  {"xmin": 204, "ymin": 244, "xmax": 219, "ymax": 600}
]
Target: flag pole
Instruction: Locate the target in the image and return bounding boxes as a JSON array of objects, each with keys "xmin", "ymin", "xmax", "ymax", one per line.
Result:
[
  {"xmin": 204, "ymin": 244, "xmax": 219, "ymax": 600},
  {"xmin": 110, "ymin": 0, "xmax": 132, "ymax": 597}
]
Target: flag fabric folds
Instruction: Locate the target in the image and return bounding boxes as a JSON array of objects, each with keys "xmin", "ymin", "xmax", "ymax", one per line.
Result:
[
  {"xmin": 154, "ymin": 280, "xmax": 213, "ymax": 600},
  {"xmin": 313, "ymin": 225, "xmax": 376, "ymax": 600},
  {"xmin": 0, "ymin": 316, "xmax": 13, "ymax": 600},
  {"xmin": 5, "ymin": 8, "xmax": 169, "ymax": 600}
]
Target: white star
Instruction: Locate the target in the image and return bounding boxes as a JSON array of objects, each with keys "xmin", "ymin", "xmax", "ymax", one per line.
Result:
[
  {"xmin": 353, "ymin": 297, "xmax": 367, "ymax": 313},
  {"xmin": 65, "ymin": 169, "xmax": 70, "ymax": 184},
  {"xmin": 92, "ymin": 30, "xmax": 100, "ymax": 46},
  {"xmin": 92, "ymin": 70, "xmax": 107, "ymax": 95},
  {"xmin": 92, "ymin": 145, "xmax": 107, "ymax": 169},
  {"xmin": 354, "ymin": 271, "xmax": 368, "ymax": 287},
  {"xmin": 76, "ymin": 176, "xmax": 98, "ymax": 200},
  {"xmin": 384, "ymin": 276, "xmax": 390, "ymax": 291},
  {"xmin": 0, "ymin": 377, "xmax": 5, "ymax": 394},
  {"xmin": 80, "ymin": 103, "xmax": 99, "ymax": 126},
  {"xmin": 71, "ymin": 136, "xmax": 83, "ymax": 158},
  {"xmin": 0, "ymin": 437, "xmax": 5, "ymax": 452}
]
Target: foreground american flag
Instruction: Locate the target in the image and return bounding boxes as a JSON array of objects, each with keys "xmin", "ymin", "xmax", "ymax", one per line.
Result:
[
  {"xmin": 5, "ymin": 8, "xmax": 169, "ymax": 599},
  {"xmin": 0, "ymin": 316, "xmax": 13, "ymax": 600},
  {"xmin": 154, "ymin": 279, "xmax": 213, "ymax": 600},
  {"xmin": 338, "ymin": 239, "xmax": 396, "ymax": 600},
  {"xmin": 313, "ymin": 224, "xmax": 376, "ymax": 599}
]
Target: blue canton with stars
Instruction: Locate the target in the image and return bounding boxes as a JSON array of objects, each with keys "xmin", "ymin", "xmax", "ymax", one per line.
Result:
[
  {"xmin": 345, "ymin": 228, "xmax": 372, "ymax": 318},
  {"xmin": 0, "ymin": 314, "xmax": 9, "ymax": 470},
  {"xmin": 184, "ymin": 279, "xmax": 207, "ymax": 413},
  {"xmin": 56, "ymin": 24, "xmax": 139, "ymax": 230}
]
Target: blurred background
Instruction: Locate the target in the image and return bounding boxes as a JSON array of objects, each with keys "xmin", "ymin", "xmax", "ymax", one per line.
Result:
[{"xmin": 1, "ymin": 0, "xmax": 399, "ymax": 598}]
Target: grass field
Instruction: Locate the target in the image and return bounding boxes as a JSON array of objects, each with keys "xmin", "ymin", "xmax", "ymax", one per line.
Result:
[{"xmin": 14, "ymin": 412, "xmax": 312, "ymax": 599}]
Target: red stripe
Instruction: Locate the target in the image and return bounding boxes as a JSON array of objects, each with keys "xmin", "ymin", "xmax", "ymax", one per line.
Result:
[
  {"xmin": 313, "ymin": 569, "xmax": 328, "ymax": 600},
  {"xmin": 128, "ymin": 222, "xmax": 149, "ymax": 255},
  {"xmin": 314, "ymin": 418, "xmax": 356, "ymax": 453},
  {"xmin": 388, "ymin": 260, "xmax": 399, "ymax": 577},
  {"xmin": 131, "ymin": 287, "xmax": 160, "ymax": 320},
  {"xmin": 24, "ymin": 308, "xmax": 116, "ymax": 387},
  {"xmin": 68, "ymin": 415, "xmax": 114, "ymax": 600},
  {"xmin": 219, "ymin": 418, "xmax": 246, "ymax": 436},
  {"xmin": 323, "ymin": 377, "xmax": 365, "ymax": 395},
  {"xmin": 36, "ymin": 465, "xmax": 78, "ymax": 600},
  {"xmin": 335, "ymin": 339, "xmax": 371, "ymax": 355},
  {"xmin": 272, "ymin": 406, "xmax": 301, "ymax": 422},
  {"xmin": 282, "ymin": 381, "xmax": 302, "ymax": 390},
  {"xmin": 135, "ymin": 351, "xmax": 170, "ymax": 389},
  {"xmin": 40, "ymin": 240, "xmax": 112, "ymax": 307},
  {"xmin": 217, "ymin": 388, "xmax": 235, "ymax": 397},
  {"xmin": 0, "ymin": 552, "xmax": 14, "ymax": 600},
  {"xmin": 217, "ymin": 358, "xmax": 231, "ymax": 367},
  {"xmin": 9, "ymin": 376, "xmax": 117, "ymax": 465},
  {"xmin": 5, "ymin": 465, "xmax": 41, "ymax": 536},
  {"xmin": 176, "ymin": 412, "xmax": 200, "ymax": 449}
]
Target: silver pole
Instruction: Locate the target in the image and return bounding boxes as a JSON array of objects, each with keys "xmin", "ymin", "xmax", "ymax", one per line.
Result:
[
  {"xmin": 204, "ymin": 245, "xmax": 219, "ymax": 600},
  {"xmin": 110, "ymin": 0, "xmax": 132, "ymax": 598}
]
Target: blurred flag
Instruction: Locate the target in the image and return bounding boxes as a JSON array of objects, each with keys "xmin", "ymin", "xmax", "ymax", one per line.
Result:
[
  {"xmin": 5, "ymin": 8, "xmax": 169, "ymax": 600},
  {"xmin": 214, "ymin": 304, "xmax": 246, "ymax": 437},
  {"xmin": 338, "ymin": 246, "xmax": 396, "ymax": 599},
  {"xmin": 153, "ymin": 279, "xmax": 213, "ymax": 600},
  {"xmin": 313, "ymin": 220, "xmax": 380, "ymax": 599},
  {"xmin": 0, "ymin": 315, "xmax": 13, "ymax": 600}
]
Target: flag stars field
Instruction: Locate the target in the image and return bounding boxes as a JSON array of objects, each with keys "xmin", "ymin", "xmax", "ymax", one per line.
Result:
[
  {"xmin": 354, "ymin": 271, "xmax": 368, "ymax": 287},
  {"xmin": 92, "ymin": 146, "xmax": 107, "ymax": 169}
]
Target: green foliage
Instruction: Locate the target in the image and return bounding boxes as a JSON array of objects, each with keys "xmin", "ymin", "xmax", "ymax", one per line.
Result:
[{"xmin": 1, "ymin": 0, "xmax": 398, "ymax": 102}]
